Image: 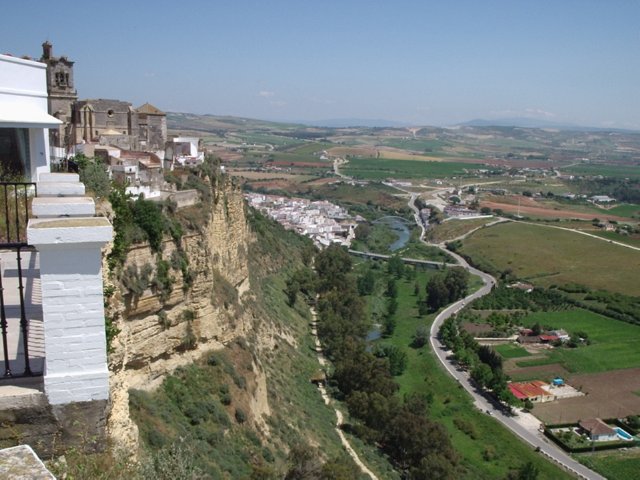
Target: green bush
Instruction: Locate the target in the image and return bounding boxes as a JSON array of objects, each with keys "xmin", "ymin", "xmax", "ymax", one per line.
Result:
[{"xmin": 235, "ymin": 408, "xmax": 247, "ymax": 424}]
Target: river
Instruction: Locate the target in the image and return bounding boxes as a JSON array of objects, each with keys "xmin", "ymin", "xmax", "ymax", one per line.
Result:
[{"xmin": 375, "ymin": 217, "xmax": 411, "ymax": 251}]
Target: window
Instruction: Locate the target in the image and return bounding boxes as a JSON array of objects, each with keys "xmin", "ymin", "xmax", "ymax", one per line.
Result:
[{"xmin": 0, "ymin": 128, "xmax": 31, "ymax": 179}]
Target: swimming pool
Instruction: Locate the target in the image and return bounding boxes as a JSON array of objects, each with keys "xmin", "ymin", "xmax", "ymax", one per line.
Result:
[{"xmin": 615, "ymin": 427, "xmax": 634, "ymax": 441}]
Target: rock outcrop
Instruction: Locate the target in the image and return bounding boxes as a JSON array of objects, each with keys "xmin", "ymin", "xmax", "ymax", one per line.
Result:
[{"xmin": 106, "ymin": 179, "xmax": 255, "ymax": 453}]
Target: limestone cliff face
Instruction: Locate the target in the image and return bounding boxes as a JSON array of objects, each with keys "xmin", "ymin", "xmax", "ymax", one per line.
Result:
[{"xmin": 106, "ymin": 178, "xmax": 255, "ymax": 452}]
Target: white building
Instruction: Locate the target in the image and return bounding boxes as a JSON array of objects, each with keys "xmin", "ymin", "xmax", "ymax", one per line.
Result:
[
  {"xmin": 167, "ymin": 136, "xmax": 204, "ymax": 168},
  {"xmin": 0, "ymin": 54, "xmax": 61, "ymax": 181}
]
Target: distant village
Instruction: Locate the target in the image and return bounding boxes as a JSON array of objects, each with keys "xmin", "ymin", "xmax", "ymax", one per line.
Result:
[{"xmin": 245, "ymin": 193, "xmax": 360, "ymax": 248}]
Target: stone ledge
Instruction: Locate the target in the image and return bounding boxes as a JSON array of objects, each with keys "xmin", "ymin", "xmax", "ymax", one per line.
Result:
[
  {"xmin": 37, "ymin": 182, "xmax": 85, "ymax": 197},
  {"xmin": 27, "ymin": 217, "xmax": 112, "ymax": 246},
  {"xmin": 32, "ymin": 196, "xmax": 95, "ymax": 217},
  {"xmin": 38, "ymin": 172, "xmax": 79, "ymax": 183},
  {"xmin": 0, "ymin": 445, "xmax": 55, "ymax": 479}
]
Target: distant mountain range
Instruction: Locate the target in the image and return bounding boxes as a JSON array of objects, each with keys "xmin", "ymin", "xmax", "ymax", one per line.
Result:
[
  {"xmin": 456, "ymin": 117, "xmax": 638, "ymax": 132},
  {"xmin": 299, "ymin": 118, "xmax": 412, "ymax": 128}
]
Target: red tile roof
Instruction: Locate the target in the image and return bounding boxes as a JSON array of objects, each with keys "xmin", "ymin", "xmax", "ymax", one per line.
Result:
[
  {"xmin": 539, "ymin": 334, "xmax": 559, "ymax": 342},
  {"xmin": 579, "ymin": 418, "xmax": 616, "ymax": 437},
  {"xmin": 508, "ymin": 381, "xmax": 552, "ymax": 400}
]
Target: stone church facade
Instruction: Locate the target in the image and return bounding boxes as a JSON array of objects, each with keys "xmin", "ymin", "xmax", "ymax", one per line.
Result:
[{"xmin": 39, "ymin": 42, "xmax": 166, "ymax": 154}]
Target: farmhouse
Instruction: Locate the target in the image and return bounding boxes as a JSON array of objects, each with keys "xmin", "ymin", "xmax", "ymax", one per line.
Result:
[
  {"xmin": 508, "ymin": 381, "xmax": 556, "ymax": 403},
  {"xmin": 590, "ymin": 195, "xmax": 615, "ymax": 203},
  {"xmin": 578, "ymin": 418, "xmax": 618, "ymax": 442}
]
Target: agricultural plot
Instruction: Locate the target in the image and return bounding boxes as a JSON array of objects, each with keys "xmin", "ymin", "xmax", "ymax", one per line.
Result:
[
  {"xmin": 602, "ymin": 203, "xmax": 640, "ymax": 218},
  {"xmin": 565, "ymin": 163, "xmax": 640, "ymax": 179},
  {"xmin": 425, "ymin": 217, "xmax": 497, "ymax": 243},
  {"xmin": 342, "ymin": 157, "xmax": 484, "ymax": 180},
  {"xmin": 494, "ymin": 343, "xmax": 531, "ymax": 359},
  {"xmin": 514, "ymin": 310, "xmax": 640, "ymax": 374},
  {"xmin": 495, "ymin": 309, "xmax": 640, "ymax": 424},
  {"xmin": 460, "ymin": 222, "xmax": 640, "ymax": 296}
]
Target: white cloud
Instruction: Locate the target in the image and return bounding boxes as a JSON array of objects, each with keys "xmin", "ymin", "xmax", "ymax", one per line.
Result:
[
  {"xmin": 489, "ymin": 108, "xmax": 556, "ymax": 119},
  {"xmin": 269, "ymin": 100, "xmax": 286, "ymax": 107},
  {"xmin": 258, "ymin": 90, "xmax": 275, "ymax": 98},
  {"xmin": 524, "ymin": 108, "xmax": 556, "ymax": 118}
]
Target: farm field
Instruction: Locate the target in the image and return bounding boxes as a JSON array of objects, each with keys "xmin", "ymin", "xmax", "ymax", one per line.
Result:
[
  {"xmin": 480, "ymin": 195, "xmax": 632, "ymax": 222},
  {"xmin": 590, "ymin": 230, "xmax": 640, "ymax": 248},
  {"xmin": 564, "ymin": 163, "xmax": 640, "ymax": 179},
  {"xmin": 460, "ymin": 222, "xmax": 640, "ymax": 296},
  {"xmin": 361, "ymin": 268, "xmax": 570, "ymax": 479},
  {"xmin": 228, "ymin": 170, "xmax": 314, "ymax": 182},
  {"xmin": 532, "ymin": 367, "xmax": 640, "ymax": 424},
  {"xmin": 494, "ymin": 343, "xmax": 531, "ymax": 359},
  {"xmin": 578, "ymin": 449, "xmax": 640, "ymax": 480},
  {"xmin": 601, "ymin": 203, "xmax": 640, "ymax": 218},
  {"xmin": 515, "ymin": 309, "xmax": 640, "ymax": 375},
  {"xmin": 425, "ymin": 217, "xmax": 499, "ymax": 243},
  {"xmin": 342, "ymin": 157, "xmax": 485, "ymax": 180}
]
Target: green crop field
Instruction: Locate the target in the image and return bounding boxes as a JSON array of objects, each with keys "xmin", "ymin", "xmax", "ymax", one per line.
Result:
[
  {"xmin": 578, "ymin": 449, "xmax": 640, "ymax": 480},
  {"xmin": 565, "ymin": 163, "xmax": 640, "ymax": 179},
  {"xmin": 590, "ymin": 231, "xmax": 640, "ymax": 247},
  {"xmin": 381, "ymin": 138, "xmax": 451, "ymax": 153},
  {"xmin": 342, "ymin": 157, "xmax": 483, "ymax": 180},
  {"xmin": 494, "ymin": 343, "xmax": 531, "ymax": 359},
  {"xmin": 361, "ymin": 268, "xmax": 570, "ymax": 479},
  {"xmin": 460, "ymin": 222, "xmax": 640, "ymax": 296},
  {"xmin": 602, "ymin": 203, "xmax": 640, "ymax": 218},
  {"xmin": 287, "ymin": 142, "xmax": 334, "ymax": 155},
  {"xmin": 515, "ymin": 309, "xmax": 640, "ymax": 374}
]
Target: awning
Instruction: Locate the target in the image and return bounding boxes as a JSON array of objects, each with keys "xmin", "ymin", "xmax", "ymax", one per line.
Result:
[{"xmin": 0, "ymin": 105, "xmax": 62, "ymax": 128}]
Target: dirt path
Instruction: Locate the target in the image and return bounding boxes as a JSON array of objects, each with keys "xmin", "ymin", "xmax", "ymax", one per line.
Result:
[{"xmin": 309, "ymin": 309, "xmax": 379, "ymax": 480}]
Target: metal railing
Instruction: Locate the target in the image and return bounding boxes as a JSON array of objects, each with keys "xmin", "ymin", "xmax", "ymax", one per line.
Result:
[
  {"xmin": 0, "ymin": 181, "xmax": 40, "ymax": 378},
  {"xmin": 1, "ymin": 181, "xmax": 36, "ymax": 247}
]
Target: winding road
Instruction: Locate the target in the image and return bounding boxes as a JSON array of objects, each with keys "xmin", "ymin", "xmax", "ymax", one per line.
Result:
[{"xmin": 391, "ymin": 183, "xmax": 606, "ymax": 480}]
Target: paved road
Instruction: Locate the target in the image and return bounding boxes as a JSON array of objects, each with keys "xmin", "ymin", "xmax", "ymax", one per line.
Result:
[
  {"xmin": 386, "ymin": 184, "xmax": 606, "ymax": 480},
  {"xmin": 428, "ymin": 251, "xmax": 605, "ymax": 479}
]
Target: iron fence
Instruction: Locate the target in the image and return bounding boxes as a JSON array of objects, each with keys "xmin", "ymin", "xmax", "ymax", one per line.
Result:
[{"xmin": 0, "ymin": 181, "xmax": 40, "ymax": 377}]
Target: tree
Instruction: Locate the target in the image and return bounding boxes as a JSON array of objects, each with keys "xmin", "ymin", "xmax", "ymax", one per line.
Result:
[
  {"xmin": 507, "ymin": 461, "xmax": 540, "ymax": 480},
  {"xmin": 315, "ymin": 244, "xmax": 352, "ymax": 292},
  {"xmin": 357, "ymin": 268, "xmax": 376, "ymax": 296},
  {"xmin": 471, "ymin": 363, "xmax": 493, "ymax": 388},
  {"xmin": 354, "ymin": 223, "xmax": 371, "ymax": 241},
  {"xmin": 425, "ymin": 276, "xmax": 449, "ymax": 311},
  {"xmin": 284, "ymin": 445, "xmax": 322, "ymax": 480},
  {"xmin": 78, "ymin": 157, "xmax": 110, "ymax": 198},
  {"xmin": 386, "ymin": 278, "xmax": 398, "ymax": 298},
  {"xmin": 374, "ymin": 344, "xmax": 408, "ymax": 376},
  {"xmin": 382, "ymin": 313, "xmax": 396, "ymax": 337},
  {"xmin": 387, "ymin": 296, "xmax": 398, "ymax": 316},
  {"xmin": 411, "ymin": 325, "xmax": 429, "ymax": 348},
  {"xmin": 285, "ymin": 278, "xmax": 299, "ymax": 307},
  {"xmin": 387, "ymin": 254, "xmax": 405, "ymax": 278}
]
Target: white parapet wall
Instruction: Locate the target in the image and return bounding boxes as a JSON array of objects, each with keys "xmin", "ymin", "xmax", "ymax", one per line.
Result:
[{"xmin": 27, "ymin": 174, "xmax": 113, "ymax": 405}]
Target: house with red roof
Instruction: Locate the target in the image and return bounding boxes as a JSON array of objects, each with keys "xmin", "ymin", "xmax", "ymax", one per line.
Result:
[{"xmin": 508, "ymin": 381, "xmax": 556, "ymax": 403}]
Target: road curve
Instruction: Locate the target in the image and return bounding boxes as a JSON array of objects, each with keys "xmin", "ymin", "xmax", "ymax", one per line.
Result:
[
  {"xmin": 387, "ymin": 183, "xmax": 606, "ymax": 480},
  {"xmin": 428, "ymin": 251, "xmax": 605, "ymax": 480}
]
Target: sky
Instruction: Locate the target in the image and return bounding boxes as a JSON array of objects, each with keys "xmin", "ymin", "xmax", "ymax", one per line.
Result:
[{"xmin": 3, "ymin": 0, "xmax": 640, "ymax": 128}]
